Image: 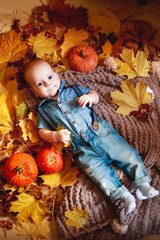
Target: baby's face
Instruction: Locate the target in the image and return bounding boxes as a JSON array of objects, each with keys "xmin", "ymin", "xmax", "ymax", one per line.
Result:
[{"xmin": 26, "ymin": 61, "xmax": 61, "ymax": 99}]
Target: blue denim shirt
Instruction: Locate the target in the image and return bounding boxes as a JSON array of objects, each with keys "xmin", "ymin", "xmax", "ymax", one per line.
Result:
[
  {"xmin": 37, "ymin": 80, "xmax": 92, "ymax": 138},
  {"xmin": 37, "ymin": 80, "xmax": 151, "ymax": 201}
]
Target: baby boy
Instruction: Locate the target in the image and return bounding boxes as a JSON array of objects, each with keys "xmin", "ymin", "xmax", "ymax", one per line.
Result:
[{"xmin": 24, "ymin": 59, "xmax": 159, "ymax": 215}]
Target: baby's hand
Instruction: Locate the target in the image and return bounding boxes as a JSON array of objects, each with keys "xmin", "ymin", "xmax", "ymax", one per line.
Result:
[
  {"xmin": 76, "ymin": 94, "xmax": 93, "ymax": 108},
  {"xmin": 56, "ymin": 129, "xmax": 71, "ymax": 145}
]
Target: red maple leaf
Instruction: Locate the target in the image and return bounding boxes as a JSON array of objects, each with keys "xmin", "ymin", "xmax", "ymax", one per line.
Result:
[{"xmin": 130, "ymin": 104, "xmax": 154, "ymax": 122}]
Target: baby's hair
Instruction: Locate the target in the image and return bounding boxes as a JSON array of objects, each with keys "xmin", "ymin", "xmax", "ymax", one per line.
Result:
[{"xmin": 24, "ymin": 59, "xmax": 52, "ymax": 84}]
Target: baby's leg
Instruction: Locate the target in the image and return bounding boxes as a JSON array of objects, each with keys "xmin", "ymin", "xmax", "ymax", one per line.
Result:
[{"xmin": 73, "ymin": 140, "xmax": 136, "ymax": 214}]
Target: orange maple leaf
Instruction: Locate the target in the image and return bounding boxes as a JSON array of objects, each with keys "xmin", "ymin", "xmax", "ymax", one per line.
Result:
[
  {"xmin": 0, "ymin": 30, "xmax": 28, "ymax": 63},
  {"xmin": 60, "ymin": 28, "xmax": 89, "ymax": 58},
  {"xmin": 28, "ymin": 31, "xmax": 58, "ymax": 59}
]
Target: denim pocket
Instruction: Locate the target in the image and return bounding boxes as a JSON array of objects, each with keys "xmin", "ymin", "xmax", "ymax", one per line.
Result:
[{"xmin": 91, "ymin": 119, "xmax": 112, "ymax": 136}]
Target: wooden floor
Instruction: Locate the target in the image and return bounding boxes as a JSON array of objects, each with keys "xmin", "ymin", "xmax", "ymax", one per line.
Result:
[
  {"xmin": 0, "ymin": 0, "xmax": 160, "ymax": 46},
  {"xmin": 0, "ymin": 0, "xmax": 160, "ymax": 239}
]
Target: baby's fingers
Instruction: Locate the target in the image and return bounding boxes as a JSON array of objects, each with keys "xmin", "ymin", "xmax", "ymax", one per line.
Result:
[
  {"xmin": 60, "ymin": 129, "xmax": 71, "ymax": 135},
  {"xmin": 77, "ymin": 96, "xmax": 88, "ymax": 108}
]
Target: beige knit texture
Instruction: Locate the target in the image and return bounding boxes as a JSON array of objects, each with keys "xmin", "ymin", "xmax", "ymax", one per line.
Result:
[
  {"xmin": 55, "ymin": 67, "xmax": 160, "ymax": 240},
  {"xmin": 24, "ymin": 66, "xmax": 160, "ymax": 240}
]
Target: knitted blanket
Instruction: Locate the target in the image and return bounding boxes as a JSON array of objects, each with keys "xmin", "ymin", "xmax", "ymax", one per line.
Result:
[{"xmin": 54, "ymin": 67, "xmax": 160, "ymax": 240}]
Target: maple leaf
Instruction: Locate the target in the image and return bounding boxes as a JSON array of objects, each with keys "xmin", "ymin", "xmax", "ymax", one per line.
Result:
[
  {"xmin": 59, "ymin": 154, "xmax": 79, "ymax": 189},
  {"xmin": 19, "ymin": 112, "xmax": 41, "ymax": 143},
  {"xmin": 0, "ymin": 64, "xmax": 18, "ymax": 87},
  {"xmin": 0, "ymin": 30, "xmax": 28, "ymax": 64},
  {"xmin": 134, "ymin": 51, "xmax": 151, "ymax": 77},
  {"xmin": 3, "ymin": 183, "xmax": 18, "ymax": 192},
  {"xmin": 0, "ymin": 78, "xmax": 28, "ymax": 135},
  {"xmin": 16, "ymin": 219, "xmax": 50, "ymax": 239},
  {"xmin": 115, "ymin": 58, "xmax": 137, "ymax": 79},
  {"xmin": 39, "ymin": 172, "xmax": 61, "ymax": 190},
  {"xmin": 0, "ymin": 63, "xmax": 8, "ymax": 85},
  {"xmin": 60, "ymin": 28, "xmax": 89, "ymax": 58},
  {"xmin": 28, "ymin": 31, "xmax": 58, "ymax": 60},
  {"xmin": 110, "ymin": 80, "xmax": 153, "ymax": 116},
  {"xmin": 6, "ymin": 79, "xmax": 27, "ymax": 123},
  {"xmin": 65, "ymin": 207, "xmax": 87, "ymax": 230},
  {"xmin": 40, "ymin": 154, "xmax": 79, "ymax": 190},
  {"xmin": 10, "ymin": 193, "xmax": 50, "ymax": 225},
  {"xmin": 98, "ymin": 40, "xmax": 112, "ymax": 62},
  {"xmin": 114, "ymin": 49, "xmax": 151, "ymax": 79},
  {"xmin": 0, "ymin": 94, "xmax": 14, "ymax": 135},
  {"xmin": 48, "ymin": 0, "xmax": 88, "ymax": 29},
  {"xmin": 88, "ymin": 9, "xmax": 120, "ymax": 36},
  {"xmin": 119, "ymin": 20, "xmax": 157, "ymax": 43}
]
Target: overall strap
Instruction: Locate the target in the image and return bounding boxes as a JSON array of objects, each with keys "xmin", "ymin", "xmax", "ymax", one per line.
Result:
[
  {"xmin": 37, "ymin": 85, "xmax": 99, "ymax": 130},
  {"xmin": 37, "ymin": 100, "xmax": 57, "ymax": 129},
  {"xmin": 70, "ymin": 85, "xmax": 99, "ymax": 130}
]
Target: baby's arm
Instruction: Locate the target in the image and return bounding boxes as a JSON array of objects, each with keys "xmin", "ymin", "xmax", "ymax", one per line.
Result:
[
  {"xmin": 76, "ymin": 90, "xmax": 99, "ymax": 108},
  {"xmin": 39, "ymin": 128, "xmax": 71, "ymax": 145}
]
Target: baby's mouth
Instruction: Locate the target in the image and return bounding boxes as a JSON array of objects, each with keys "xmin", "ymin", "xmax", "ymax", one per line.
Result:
[{"xmin": 47, "ymin": 85, "xmax": 55, "ymax": 90}]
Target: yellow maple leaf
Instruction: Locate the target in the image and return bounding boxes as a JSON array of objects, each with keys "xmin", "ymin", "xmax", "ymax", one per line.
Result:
[
  {"xmin": 16, "ymin": 219, "xmax": 51, "ymax": 240},
  {"xmin": 6, "ymin": 79, "xmax": 27, "ymax": 122},
  {"xmin": 39, "ymin": 172, "xmax": 61, "ymax": 190},
  {"xmin": 3, "ymin": 183, "xmax": 18, "ymax": 192},
  {"xmin": 88, "ymin": 9, "xmax": 120, "ymax": 36},
  {"xmin": 0, "ymin": 63, "xmax": 18, "ymax": 86},
  {"xmin": 60, "ymin": 28, "xmax": 89, "ymax": 58},
  {"xmin": 0, "ymin": 30, "xmax": 28, "ymax": 63},
  {"xmin": 114, "ymin": 49, "xmax": 151, "ymax": 79},
  {"xmin": 59, "ymin": 154, "xmax": 79, "ymax": 189},
  {"xmin": 0, "ymin": 78, "xmax": 28, "ymax": 135},
  {"xmin": 0, "ymin": 63, "xmax": 8, "ymax": 85},
  {"xmin": 28, "ymin": 31, "xmax": 58, "ymax": 59},
  {"xmin": 134, "ymin": 51, "xmax": 151, "ymax": 77},
  {"xmin": 10, "ymin": 193, "xmax": 50, "ymax": 225},
  {"xmin": 0, "ymin": 93, "xmax": 14, "ymax": 135},
  {"xmin": 115, "ymin": 58, "xmax": 137, "ymax": 79},
  {"xmin": 19, "ymin": 114, "xmax": 41, "ymax": 143},
  {"xmin": 19, "ymin": 112, "xmax": 40, "ymax": 143},
  {"xmin": 40, "ymin": 154, "xmax": 79, "ymax": 190},
  {"xmin": 120, "ymin": 48, "xmax": 135, "ymax": 65},
  {"xmin": 98, "ymin": 40, "xmax": 112, "ymax": 62},
  {"xmin": 65, "ymin": 207, "xmax": 87, "ymax": 230},
  {"xmin": 110, "ymin": 80, "xmax": 153, "ymax": 116},
  {"xmin": 19, "ymin": 119, "xmax": 28, "ymax": 141}
]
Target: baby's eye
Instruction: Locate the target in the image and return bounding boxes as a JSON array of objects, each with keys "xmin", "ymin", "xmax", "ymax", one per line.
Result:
[
  {"xmin": 38, "ymin": 82, "xmax": 43, "ymax": 86},
  {"xmin": 48, "ymin": 75, "xmax": 53, "ymax": 80}
]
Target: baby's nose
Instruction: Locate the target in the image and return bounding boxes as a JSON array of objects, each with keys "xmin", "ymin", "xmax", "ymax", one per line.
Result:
[{"xmin": 44, "ymin": 82, "xmax": 50, "ymax": 87}]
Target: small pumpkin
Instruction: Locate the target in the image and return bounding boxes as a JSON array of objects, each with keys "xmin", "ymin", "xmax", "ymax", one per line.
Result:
[
  {"xmin": 36, "ymin": 148, "xmax": 64, "ymax": 174},
  {"xmin": 3, "ymin": 152, "xmax": 38, "ymax": 187},
  {"xmin": 69, "ymin": 45, "xmax": 98, "ymax": 73}
]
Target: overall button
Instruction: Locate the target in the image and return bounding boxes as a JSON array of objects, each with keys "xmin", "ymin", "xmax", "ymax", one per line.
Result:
[
  {"xmin": 65, "ymin": 110, "xmax": 69, "ymax": 114},
  {"xmin": 58, "ymin": 101, "xmax": 61, "ymax": 104},
  {"xmin": 72, "ymin": 121, "xmax": 76, "ymax": 124},
  {"xmin": 80, "ymin": 130, "xmax": 83, "ymax": 134}
]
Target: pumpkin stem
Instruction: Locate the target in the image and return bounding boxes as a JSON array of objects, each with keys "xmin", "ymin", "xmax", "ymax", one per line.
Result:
[
  {"xmin": 49, "ymin": 157, "xmax": 55, "ymax": 163},
  {"xmin": 80, "ymin": 49, "xmax": 86, "ymax": 59},
  {"xmin": 14, "ymin": 165, "xmax": 24, "ymax": 174}
]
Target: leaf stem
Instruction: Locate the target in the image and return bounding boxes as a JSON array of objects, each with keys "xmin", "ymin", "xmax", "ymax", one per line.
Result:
[{"xmin": 44, "ymin": 184, "xmax": 61, "ymax": 204}]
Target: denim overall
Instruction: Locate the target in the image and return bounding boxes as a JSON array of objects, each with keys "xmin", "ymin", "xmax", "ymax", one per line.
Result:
[{"xmin": 37, "ymin": 80, "xmax": 151, "ymax": 202}]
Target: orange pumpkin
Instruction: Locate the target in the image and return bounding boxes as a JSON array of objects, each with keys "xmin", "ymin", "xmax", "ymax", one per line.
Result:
[
  {"xmin": 3, "ymin": 152, "xmax": 38, "ymax": 187},
  {"xmin": 36, "ymin": 148, "xmax": 64, "ymax": 174},
  {"xmin": 69, "ymin": 45, "xmax": 98, "ymax": 73}
]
